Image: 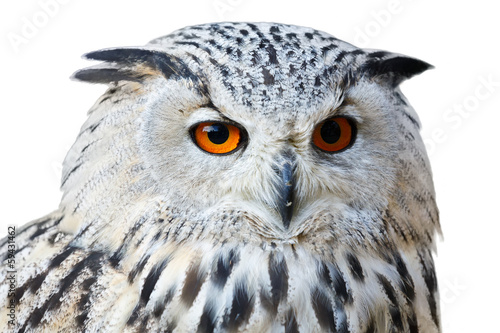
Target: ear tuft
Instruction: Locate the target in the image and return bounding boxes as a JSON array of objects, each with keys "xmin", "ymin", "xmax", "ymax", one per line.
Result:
[
  {"xmin": 72, "ymin": 47, "xmax": 200, "ymax": 85},
  {"xmin": 361, "ymin": 52, "xmax": 433, "ymax": 86},
  {"xmin": 83, "ymin": 47, "xmax": 157, "ymax": 63},
  {"xmin": 71, "ymin": 66, "xmax": 145, "ymax": 84}
]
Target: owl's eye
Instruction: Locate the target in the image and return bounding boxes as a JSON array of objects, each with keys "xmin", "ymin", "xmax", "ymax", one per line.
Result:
[
  {"xmin": 312, "ymin": 117, "xmax": 355, "ymax": 152},
  {"xmin": 192, "ymin": 122, "xmax": 242, "ymax": 154}
]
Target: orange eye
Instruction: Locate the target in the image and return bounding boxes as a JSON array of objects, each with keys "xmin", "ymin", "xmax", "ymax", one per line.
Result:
[
  {"xmin": 312, "ymin": 117, "xmax": 355, "ymax": 152},
  {"xmin": 192, "ymin": 122, "xmax": 242, "ymax": 154}
]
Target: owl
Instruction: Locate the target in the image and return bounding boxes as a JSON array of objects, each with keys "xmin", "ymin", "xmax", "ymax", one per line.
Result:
[{"xmin": 0, "ymin": 22, "xmax": 440, "ymax": 332}]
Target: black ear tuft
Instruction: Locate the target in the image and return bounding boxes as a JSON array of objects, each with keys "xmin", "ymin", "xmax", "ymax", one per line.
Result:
[
  {"xmin": 84, "ymin": 48, "xmax": 159, "ymax": 64},
  {"xmin": 72, "ymin": 47, "xmax": 200, "ymax": 84},
  {"xmin": 72, "ymin": 67, "xmax": 146, "ymax": 84},
  {"xmin": 361, "ymin": 52, "xmax": 433, "ymax": 86}
]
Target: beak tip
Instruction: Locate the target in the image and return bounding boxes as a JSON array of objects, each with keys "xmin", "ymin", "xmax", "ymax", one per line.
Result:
[{"xmin": 280, "ymin": 198, "xmax": 294, "ymax": 229}]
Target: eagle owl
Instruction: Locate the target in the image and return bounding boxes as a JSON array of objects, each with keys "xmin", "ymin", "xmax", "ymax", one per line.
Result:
[{"xmin": 0, "ymin": 23, "xmax": 440, "ymax": 332}]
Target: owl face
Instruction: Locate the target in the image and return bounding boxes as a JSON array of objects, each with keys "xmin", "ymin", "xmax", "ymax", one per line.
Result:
[
  {"xmin": 139, "ymin": 76, "xmax": 397, "ymax": 234},
  {"xmin": 68, "ymin": 22, "xmax": 436, "ymax": 247}
]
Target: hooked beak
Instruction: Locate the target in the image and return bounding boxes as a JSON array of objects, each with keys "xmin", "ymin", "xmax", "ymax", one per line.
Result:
[{"xmin": 275, "ymin": 152, "xmax": 295, "ymax": 229}]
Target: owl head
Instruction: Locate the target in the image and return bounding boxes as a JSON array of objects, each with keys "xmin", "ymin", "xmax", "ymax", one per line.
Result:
[{"xmin": 60, "ymin": 22, "xmax": 438, "ymax": 253}]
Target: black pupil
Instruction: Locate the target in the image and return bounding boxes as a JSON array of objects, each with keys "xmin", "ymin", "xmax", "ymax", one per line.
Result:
[
  {"xmin": 206, "ymin": 123, "xmax": 229, "ymax": 144},
  {"xmin": 320, "ymin": 120, "xmax": 341, "ymax": 144}
]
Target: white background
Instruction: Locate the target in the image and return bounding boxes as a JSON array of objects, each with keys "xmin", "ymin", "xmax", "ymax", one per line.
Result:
[{"xmin": 1, "ymin": 0, "xmax": 498, "ymax": 331}]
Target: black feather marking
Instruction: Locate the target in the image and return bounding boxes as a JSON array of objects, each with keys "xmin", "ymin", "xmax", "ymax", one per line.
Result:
[
  {"xmin": 266, "ymin": 44, "xmax": 278, "ymax": 65},
  {"xmin": 197, "ymin": 304, "xmax": 216, "ymax": 333},
  {"xmin": 186, "ymin": 52, "xmax": 202, "ymax": 65},
  {"xmin": 49, "ymin": 246, "xmax": 76, "ymax": 268},
  {"xmin": 377, "ymin": 274, "xmax": 398, "ymax": 306},
  {"xmin": 419, "ymin": 251, "xmax": 439, "ymax": 327},
  {"xmin": 311, "ymin": 287, "xmax": 336, "ymax": 332},
  {"xmin": 58, "ymin": 252, "xmax": 102, "ymax": 301},
  {"xmin": 209, "ymin": 57, "xmax": 219, "ymax": 66},
  {"xmin": 28, "ymin": 273, "xmax": 48, "ymax": 295},
  {"xmin": 153, "ymin": 303, "xmax": 163, "ymax": 318},
  {"xmin": 330, "ymin": 264, "xmax": 353, "ymax": 304},
  {"xmin": 269, "ymin": 25, "xmax": 281, "ymax": 33},
  {"xmin": 15, "ymin": 284, "xmax": 27, "ymax": 304},
  {"xmin": 174, "ymin": 40, "xmax": 200, "ymax": 49},
  {"xmin": 75, "ymin": 311, "xmax": 87, "ymax": 327},
  {"xmin": 212, "ymin": 249, "xmax": 239, "ymax": 288},
  {"xmin": 350, "ymin": 49, "xmax": 365, "ymax": 56},
  {"xmin": 75, "ymin": 276, "xmax": 98, "ymax": 326},
  {"xmin": 224, "ymin": 285, "xmax": 254, "ymax": 331},
  {"xmin": 47, "ymin": 232, "xmax": 64, "ymax": 245},
  {"xmin": 394, "ymin": 91, "xmax": 408, "ymax": 106},
  {"xmin": 367, "ymin": 51, "xmax": 390, "ymax": 59},
  {"xmin": 139, "ymin": 314, "xmax": 150, "ymax": 332},
  {"xmin": 108, "ymin": 245, "xmax": 125, "ymax": 268},
  {"xmin": 152, "ymin": 231, "xmax": 161, "ymax": 242},
  {"xmin": 421, "ymin": 255, "xmax": 437, "ymax": 294},
  {"xmin": 153, "ymin": 287, "xmax": 175, "ymax": 318},
  {"xmin": 389, "ymin": 307, "xmax": 404, "ymax": 330},
  {"xmin": 346, "ymin": 253, "xmax": 365, "ymax": 282},
  {"xmin": 250, "ymin": 50, "xmax": 261, "ymax": 66},
  {"xmin": 259, "ymin": 288, "xmax": 274, "ymax": 315},
  {"xmin": 320, "ymin": 262, "xmax": 333, "ymax": 286},
  {"xmin": 262, "ymin": 67, "xmax": 275, "ymax": 85},
  {"xmin": 128, "ymin": 254, "xmax": 151, "ymax": 283},
  {"xmin": 284, "ymin": 309, "xmax": 299, "ymax": 333},
  {"xmin": 21, "ymin": 252, "xmax": 103, "ymax": 331},
  {"xmin": 401, "ymin": 109, "xmax": 421, "ymax": 129},
  {"xmin": 268, "ymin": 252, "xmax": 289, "ymax": 313},
  {"xmin": 126, "ymin": 304, "xmax": 140, "ymax": 326},
  {"xmin": 61, "ymin": 163, "xmax": 82, "ymax": 187},
  {"xmin": 28, "ymin": 217, "xmax": 63, "ymax": 241},
  {"xmin": 13, "ymin": 218, "xmax": 49, "ymax": 238},
  {"xmin": 246, "ymin": 23, "xmax": 260, "ymax": 32},
  {"xmin": 272, "ymin": 34, "xmax": 282, "ymax": 43},
  {"xmin": 21, "ymin": 246, "xmax": 76, "ymax": 299},
  {"xmin": 407, "ymin": 310, "xmax": 419, "ymax": 333},
  {"xmin": 427, "ymin": 292, "xmax": 439, "ymax": 327},
  {"xmin": 364, "ymin": 317, "xmax": 376, "ymax": 333},
  {"xmin": 314, "ymin": 76, "xmax": 322, "ymax": 87},
  {"xmin": 321, "ymin": 44, "xmax": 337, "ymax": 56},
  {"xmin": 335, "ymin": 51, "xmax": 348, "ymax": 62},
  {"xmin": 80, "ymin": 276, "xmax": 96, "ymax": 292},
  {"xmin": 140, "ymin": 257, "xmax": 170, "ymax": 304},
  {"xmin": 377, "ymin": 274, "xmax": 403, "ymax": 330},
  {"xmin": 156, "ymin": 53, "xmax": 200, "ymax": 81},
  {"xmin": 335, "ymin": 299, "xmax": 349, "ymax": 333},
  {"xmin": 181, "ymin": 264, "xmax": 206, "ymax": 307},
  {"xmin": 393, "ymin": 252, "xmax": 415, "ymax": 301},
  {"xmin": 16, "ymin": 246, "xmax": 75, "ymax": 304},
  {"xmin": 109, "ymin": 216, "xmax": 148, "ymax": 268}
]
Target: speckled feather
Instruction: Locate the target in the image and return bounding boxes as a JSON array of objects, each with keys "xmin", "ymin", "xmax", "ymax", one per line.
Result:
[{"xmin": 0, "ymin": 22, "xmax": 440, "ymax": 332}]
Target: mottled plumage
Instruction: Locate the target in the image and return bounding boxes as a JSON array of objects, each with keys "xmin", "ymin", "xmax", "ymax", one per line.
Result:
[{"xmin": 1, "ymin": 22, "xmax": 440, "ymax": 332}]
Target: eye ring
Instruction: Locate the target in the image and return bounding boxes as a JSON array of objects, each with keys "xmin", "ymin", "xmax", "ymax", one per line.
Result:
[
  {"xmin": 312, "ymin": 116, "xmax": 356, "ymax": 153},
  {"xmin": 191, "ymin": 121, "xmax": 246, "ymax": 155}
]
